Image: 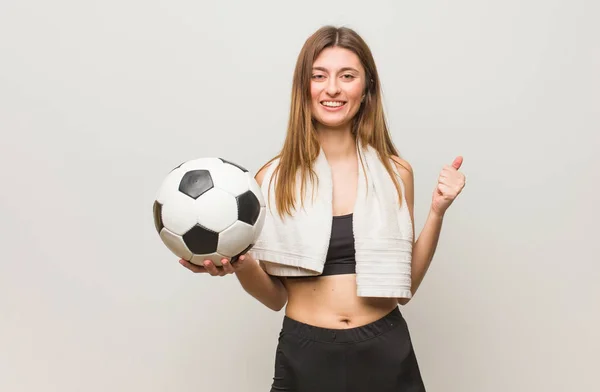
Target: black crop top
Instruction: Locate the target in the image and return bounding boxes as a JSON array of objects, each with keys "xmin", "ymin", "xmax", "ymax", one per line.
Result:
[
  {"xmin": 290, "ymin": 213, "xmax": 356, "ymax": 278},
  {"xmin": 322, "ymin": 213, "xmax": 356, "ymax": 275}
]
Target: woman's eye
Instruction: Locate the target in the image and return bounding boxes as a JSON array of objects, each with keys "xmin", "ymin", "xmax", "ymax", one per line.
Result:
[
  {"xmin": 342, "ymin": 74, "xmax": 355, "ymax": 79},
  {"xmin": 311, "ymin": 74, "xmax": 325, "ymax": 79}
]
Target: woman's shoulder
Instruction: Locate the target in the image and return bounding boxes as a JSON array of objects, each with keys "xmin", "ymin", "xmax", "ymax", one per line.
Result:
[
  {"xmin": 254, "ymin": 156, "xmax": 280, "ymax": 186},
  {"xmin": 254, "ymin": 162, "xmax": 271, "ymax": 186},
  {"xmin": 390, "ymin": 155, "xmax": 414, "ymax": 181}
]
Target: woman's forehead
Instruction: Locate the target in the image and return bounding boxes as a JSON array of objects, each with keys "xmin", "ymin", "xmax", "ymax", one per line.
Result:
[{"xmin": 312, "ymin": 47, "xmax": 363, "ymax": 72}]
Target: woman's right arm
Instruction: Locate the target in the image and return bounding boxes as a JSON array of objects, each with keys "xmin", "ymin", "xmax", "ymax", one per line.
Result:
[
  {"xmin": 180, "ymin": 255, "xmax": 287, "ymax": 311},
  {"xmin": 233, "ymin": 255, "xmax": 287, "ymax": 311},
  {"xmin": 178, "ymin": 161, "xmax": 288, "ymax": 312}
]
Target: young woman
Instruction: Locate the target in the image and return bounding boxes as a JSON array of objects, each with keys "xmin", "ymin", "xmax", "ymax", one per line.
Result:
[{"xmin": 180, "ymin": 25, "xmax": 466, "ymax": 392}]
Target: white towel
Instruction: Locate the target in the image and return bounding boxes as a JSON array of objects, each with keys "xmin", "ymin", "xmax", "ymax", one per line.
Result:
[{"xmin": 248, "ymin": 141, "xmax": 413, "ymax": 298}]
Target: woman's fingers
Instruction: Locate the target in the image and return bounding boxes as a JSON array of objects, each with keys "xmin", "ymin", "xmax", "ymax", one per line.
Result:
[
  {"xmin": 231, "ymin": 255, "xmax": 245, "ymax": 271},
  {"xmin": 221, "ymin": 258, "xmax": 235, "ymax": 274},
  {"xmin": 201, "ymin": 260, "xmax": 220, "ymax": 276},
  {"xmin": 179, "ymin": 259, "xmax": 208, "ymax": 273},
  {"xmin": 179, "ymin": 258, "xmax": 238, "ymax": 276}
]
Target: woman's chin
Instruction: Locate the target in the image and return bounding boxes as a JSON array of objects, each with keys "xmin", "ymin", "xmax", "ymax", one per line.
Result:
[
  {"xmin": 314, "ymin": 116, "xmax": 351, "ymax": 130},
  {"xmin": 317, "ymin": 122, "xmax": 349, "ymax": 131}
]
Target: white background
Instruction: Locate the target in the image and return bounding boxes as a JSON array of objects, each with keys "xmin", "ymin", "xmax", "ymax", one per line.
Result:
[{"xmin": 1, "ymin": 0, "xmax": 598, "ymax": 391}]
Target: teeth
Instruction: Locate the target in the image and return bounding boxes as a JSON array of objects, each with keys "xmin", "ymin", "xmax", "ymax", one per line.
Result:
[{"xmin": 322, "ymin": 101, "xmax": 345, "ymax": 107}]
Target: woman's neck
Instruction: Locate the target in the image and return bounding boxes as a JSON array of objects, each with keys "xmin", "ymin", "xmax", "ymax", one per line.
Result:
[{"xmin": 316, "ymin": 125, "xmax": 356, "ymax": 162}]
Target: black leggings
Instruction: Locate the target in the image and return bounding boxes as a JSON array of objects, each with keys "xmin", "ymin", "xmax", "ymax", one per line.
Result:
[{"xmin": 270, "ymin": 307, "xmax": 426, "ymax": 392}]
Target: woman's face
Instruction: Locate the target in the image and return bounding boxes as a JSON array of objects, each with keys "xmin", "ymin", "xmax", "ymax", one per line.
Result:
[{"xmin": 310, "ymin": 47, "xmax": 366, "ymax": 130}]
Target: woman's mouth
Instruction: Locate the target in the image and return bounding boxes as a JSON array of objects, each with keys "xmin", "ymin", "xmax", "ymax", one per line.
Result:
[{"xmin": 320, "ymin": 100, "xmax": 347, "ymax": 111}]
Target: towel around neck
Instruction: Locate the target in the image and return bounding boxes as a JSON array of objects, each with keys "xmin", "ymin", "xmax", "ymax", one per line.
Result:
[{"xmin": 248, "ymin": 141, "xmax": 414, "ymax": 298}]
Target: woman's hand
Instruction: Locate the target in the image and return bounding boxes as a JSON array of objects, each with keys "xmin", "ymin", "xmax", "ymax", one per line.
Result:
[
  {"xmin": 431, "ymin": 156, "xmax": 466, "ymax": 216},
  {"xmin": 179, "ymin": 255, "xmax": 251, "ymax": 276}
]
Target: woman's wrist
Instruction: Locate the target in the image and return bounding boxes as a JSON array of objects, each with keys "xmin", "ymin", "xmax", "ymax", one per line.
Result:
[{"xmin": 429, "ymin": 206, "xmax": 445, "ymax": 221}]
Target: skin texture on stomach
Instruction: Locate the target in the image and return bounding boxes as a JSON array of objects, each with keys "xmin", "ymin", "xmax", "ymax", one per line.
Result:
[{"xmin": 281, "ymin": 274, "xmax": 399, "ymax": 329}]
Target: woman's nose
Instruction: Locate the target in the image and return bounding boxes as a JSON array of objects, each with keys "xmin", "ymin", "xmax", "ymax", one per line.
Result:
[{"xmin": 326, "ymin": 79, "xmax": 341, "ymax": 95}]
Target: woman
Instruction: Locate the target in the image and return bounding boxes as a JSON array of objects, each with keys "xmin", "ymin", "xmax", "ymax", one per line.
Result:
[{"xmin": 180, "ymin": 25, "xmax": 465, "ymax": 392}]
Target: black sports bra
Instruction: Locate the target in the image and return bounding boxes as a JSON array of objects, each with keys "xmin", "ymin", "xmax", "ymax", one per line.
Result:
[{"xmin": 290, "ymin": 213, "xmax": 356, "ymax": 278}]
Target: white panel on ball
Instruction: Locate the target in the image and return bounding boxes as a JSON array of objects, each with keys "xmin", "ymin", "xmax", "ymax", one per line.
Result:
[
  {"xmin": 210, "ymin": 163, "xmax": 250, "ymax": 197},
  {"xmin": 155, "ymin": 168, "xmax": 185, "ymax": 205},
  {"xmin": 179, "ymin": 157, "xmax": 223, "ymax": 172},
  {"xmin": 217, "ymin": 220, "xmax": 255, "ymax": 256},
  {"xmin": 160, "ymin": 192, "xmax": 200, "ymax": 235},
  {"xmin": 190, "ymin": 252, "xmax": 227, "ymax": 267},
  {"xmin": 159, "ymin": 228, "xmax": 193, "ymax": 260},
  {"xmin": 193, "ymin": 187, "xmax": 238, "ymax": 232}
]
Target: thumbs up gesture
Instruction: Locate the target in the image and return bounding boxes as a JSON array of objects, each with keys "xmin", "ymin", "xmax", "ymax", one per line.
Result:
[{"xmin": 431, "ymin": 156, "xmax": 466, "ymax": 216}]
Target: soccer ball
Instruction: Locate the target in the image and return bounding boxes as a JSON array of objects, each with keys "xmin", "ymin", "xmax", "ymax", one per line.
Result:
[{"xmin": 152, "ymin": 157, "xmax": 265, "ymax": 267}]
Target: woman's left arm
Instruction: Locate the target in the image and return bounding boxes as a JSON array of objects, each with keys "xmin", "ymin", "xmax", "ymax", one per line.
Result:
[{"xmin": 392, "ymin": 156, "xmax": 466, "ymax": 305}]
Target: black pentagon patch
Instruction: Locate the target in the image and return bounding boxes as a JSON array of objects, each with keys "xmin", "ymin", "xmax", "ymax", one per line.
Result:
[
  {"xmin": 236, "ymin": 190, "xmax": 261, "ymax": 225},
  {"xmin": 231, "ymin": 243, "xmax": 254, "ymax": 263},
  {"xmin": 219, "ymin": 158, "xmax": 248, "ymax": 172},
  {"xmin": 152, "ymin": 201, "xmax": 164, "ymax": 234},
  {"xmin": 179, "ymin": 170, "xmax": 213, "ymax": 199},
  {"xmin": 182, "ymin": 224, "xmax": 219, "ymax": 254}
]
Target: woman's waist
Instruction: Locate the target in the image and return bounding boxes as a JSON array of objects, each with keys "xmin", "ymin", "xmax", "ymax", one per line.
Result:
[{"xmin": 283, "ymin": 274, "xmax": 399, "ymax": 329}]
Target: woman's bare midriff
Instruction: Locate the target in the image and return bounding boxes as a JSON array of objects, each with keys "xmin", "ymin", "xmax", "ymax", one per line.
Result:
[{"xmin": 281, "ymin": 274, "xmax": 399, "ymax": 329}]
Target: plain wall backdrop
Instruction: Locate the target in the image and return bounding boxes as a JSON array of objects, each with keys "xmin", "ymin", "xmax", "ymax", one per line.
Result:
[{"xmin": 1, "ymin": 0, "xmax": 598, "ymax": 391}]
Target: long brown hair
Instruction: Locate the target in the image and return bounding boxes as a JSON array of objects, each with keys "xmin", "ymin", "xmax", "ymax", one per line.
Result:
[{"xmin": 266, "ymin": 25, "xmax": 407, "ymax": 218}]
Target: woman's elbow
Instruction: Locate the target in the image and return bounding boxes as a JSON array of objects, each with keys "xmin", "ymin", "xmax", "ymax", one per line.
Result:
[{"xmin": 268, "ymin": 295, "xmax": 288, "ymax": 312}]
